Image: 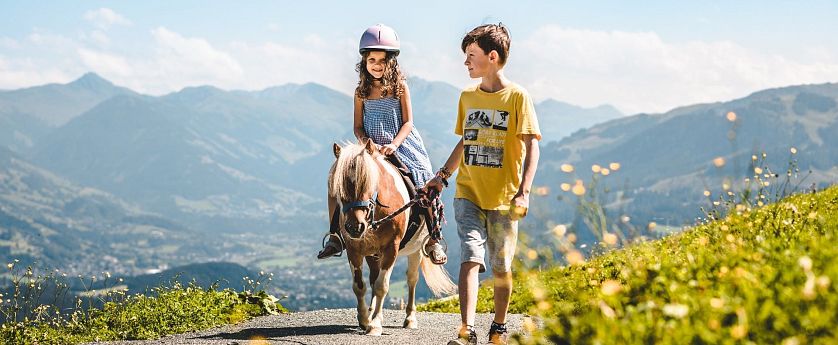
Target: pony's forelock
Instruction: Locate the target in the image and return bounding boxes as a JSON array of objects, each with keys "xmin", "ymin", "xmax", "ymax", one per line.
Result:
[{"xmin": 328, "ymin": 143, "xmax": 379, "ymax": 202}]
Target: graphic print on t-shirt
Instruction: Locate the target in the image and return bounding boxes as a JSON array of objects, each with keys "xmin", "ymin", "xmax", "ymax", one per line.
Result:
[
  {"xmin": 465, "ymin": 109, "xmax": 493, "ymax": 128},
  {"xmin": 463, "ymin": 108, "xmax": 508, "ymax": 168},
  {"xmin": 464, "ymin": 129, "xmax": 479, "ymax": 141},
  {"xmin": 492, "ymin": 110, "xmax": 509, "ymax": 130}
]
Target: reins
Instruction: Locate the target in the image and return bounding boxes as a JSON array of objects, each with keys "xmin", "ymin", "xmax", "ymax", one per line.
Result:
[
  {"xmin": 341, "ymin": 192, "xmax": 418, "ymax": 231},
  {"xmin": 369, "ymin": 195, "xmax": 420, "ymax": 229}
]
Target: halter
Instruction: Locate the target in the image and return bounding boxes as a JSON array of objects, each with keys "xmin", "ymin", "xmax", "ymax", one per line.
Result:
[
  {"xmin": 342, "ymin": 192, "xmax": 389, "ymax": 237},
  {"xmin": 341, "ymin": 192, "xmax": 380, "ymax": 213}
]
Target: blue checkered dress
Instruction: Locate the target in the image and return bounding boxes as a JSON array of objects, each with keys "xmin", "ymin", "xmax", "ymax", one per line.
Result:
[{"xmin": 363, "ymin": 97, "xmax": 434, "ymax": 187}]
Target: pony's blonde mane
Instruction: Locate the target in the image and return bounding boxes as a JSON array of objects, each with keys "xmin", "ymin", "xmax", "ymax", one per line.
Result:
[{"xmin": 328, "ymin": 143, "xmax": 380, "ymax": 203}]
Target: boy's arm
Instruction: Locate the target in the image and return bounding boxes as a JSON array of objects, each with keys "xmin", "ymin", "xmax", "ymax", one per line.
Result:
[
  {"xmin": 423, "ymin": 138, "xmax": 464, "ymax": 193},
  {"xmin": 512, "ymin": 134, "xmax": 540, "ymax": 209}
]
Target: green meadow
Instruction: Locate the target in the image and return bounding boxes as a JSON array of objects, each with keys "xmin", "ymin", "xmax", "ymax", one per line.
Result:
[{"xmin": 420, "ymin": 185, "xmax": 838, "ymax": 344}]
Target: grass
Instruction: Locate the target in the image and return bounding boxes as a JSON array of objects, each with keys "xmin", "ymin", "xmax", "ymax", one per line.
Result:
[
  {"xmin": 420, "ymin": 185, "xmax": 838, "ymax": 344},
  {"xmin": 1, "ymin": 273, "xmax": 285, "ymax": 345}
]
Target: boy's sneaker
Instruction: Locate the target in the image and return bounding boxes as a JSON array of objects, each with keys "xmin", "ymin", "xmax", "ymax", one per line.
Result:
[
  {"xmin": 488, "ymin": 321, "xmax": 509, "ymax": 345},
  {"xmin": 447, "ymin": 325, "xmax": 477, "ymax": 345}
]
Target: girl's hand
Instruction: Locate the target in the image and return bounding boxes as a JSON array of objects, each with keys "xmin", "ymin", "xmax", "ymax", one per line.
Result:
[{"xmin": 380, "ymin": 143, "xmax": 398, "ymax": 156}]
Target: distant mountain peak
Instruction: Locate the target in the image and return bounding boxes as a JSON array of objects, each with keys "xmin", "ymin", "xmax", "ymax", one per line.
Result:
[
  {"xmin": 256, "ymin": 82, "xmax": 346, "ymax": 100},
  {"xmin": 539, "ymin": 98, "xmax": 623, "ymax": 114},
  {"xmin": 178, "ymin": 85, "xmax": 225, "ymax": 96},
  {"xmin": 69, "ymin": 72, "xmax": 114, "ymax": 89}
]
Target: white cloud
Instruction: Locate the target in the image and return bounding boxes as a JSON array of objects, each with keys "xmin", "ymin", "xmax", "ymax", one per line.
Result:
[
  {"xmin": 84, "ymin": 8, "xmax": 132, "ymax": 29},
  {"xmin": 1, "ymin": 27, "xmax": 248, "ymax": 95},
  {"xmin": 509, "ymin": 25, "xmax": 838, "ymax": 114},
  {"xmin": 3, "ymin": 23, "xmax": 838, "ymax": 114},
  {"xmin": 27, "ymin": 29, "xmax": 76, "ymax": 48},
  {"xmin": 86, "ymin": 30, "xmax": 111, "ymax": 46},
  {"xmin": 225, "ymin": 35, "xmax": 357, "ymax": 94},
  {"xmin": 149, "ymin": 27, "xmax": 244, "ymax": 90},
  {"xmin": 398, "ymin": 41, "xmax": 473, "ymax": 88},
  {"xmin": 0, "ymin": 55, "xmax": 76, "ymax": 89},
  {"xmin": 77, "ymin": 48, "xmax": 133, "ymax": 77},
  {"xmin": 0, "ymin": 37, "xmax": 20, "ymax": 50},
  {"xmin": 0, "ymin": 31, "xmax": 83, "ymax": 89}
]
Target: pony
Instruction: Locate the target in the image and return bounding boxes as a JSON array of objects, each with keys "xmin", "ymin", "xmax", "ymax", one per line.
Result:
[{"xmin": 328, "ymin": 139, "xmax": 457, "ymax": 336}]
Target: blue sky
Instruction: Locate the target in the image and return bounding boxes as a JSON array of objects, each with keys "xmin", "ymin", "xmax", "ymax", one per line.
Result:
[{"xmin": 2, "ymin": 1, "xmax": 837, "ymax": 113}]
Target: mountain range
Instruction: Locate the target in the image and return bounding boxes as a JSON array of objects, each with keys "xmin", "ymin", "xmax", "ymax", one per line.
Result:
[
  {"xmin": 534, "ymin": 82, "xmax": 838, "ymax": 241},
  {"xmin": 3, "ymin": 73, "xmax": 622, "ymax": 236},
  {"xmin": 0, "ymin": 145, "xmax": 227, "ymax": 275},
  {"xmin": 1, "ymin": 72, "xmax": 836, "ymax": 310}
]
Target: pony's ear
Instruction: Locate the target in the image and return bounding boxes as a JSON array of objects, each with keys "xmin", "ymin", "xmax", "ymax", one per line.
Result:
[
  {"xmin": 333, "ymin": 143, "xmax": 341, "ymax": 159},
  {"xmin": 363, "ymin": 138, "xmax": 375, "ymax": 155}
]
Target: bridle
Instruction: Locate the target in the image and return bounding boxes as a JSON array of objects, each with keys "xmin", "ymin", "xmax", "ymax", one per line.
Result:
[
  {"xmin": 341, "ymin": 188, "xmax": 443, "ymax": 239},
  {"xmin": 341, "ymin": 192, "xmax": 387, "ymax": 238}
]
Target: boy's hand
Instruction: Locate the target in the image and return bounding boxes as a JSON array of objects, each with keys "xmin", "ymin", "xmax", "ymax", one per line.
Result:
[
  {"xmin": 510, "ymin": 191, "xmax": 529, "ymax": 220},
  {"xmin": 417, "ymin": 183, "xmax": 440, "ymax": 207},
  {"xmin": 423, "ymin": 176, "xmax": 445, "ymax": 195},
  {"xmin": 380, "ymin": 143, "xmax": 398, "ymax": 156}
]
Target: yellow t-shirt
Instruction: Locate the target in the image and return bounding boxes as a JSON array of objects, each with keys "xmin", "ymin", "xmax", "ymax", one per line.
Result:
[{"xmin": 454, "ymin": 83, "xmax": 541, "ymax": 210}]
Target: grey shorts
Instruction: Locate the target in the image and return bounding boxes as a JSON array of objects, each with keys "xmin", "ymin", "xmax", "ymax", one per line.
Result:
[{"xmin": 454, "ymin": 198, "xmax": 519, "ymax": 273}]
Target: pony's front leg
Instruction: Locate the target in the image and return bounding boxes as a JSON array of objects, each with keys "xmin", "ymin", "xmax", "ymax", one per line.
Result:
[
  {"xmin": 367, "ymin": 247, "xmax": 396, "ymax": 336},
  {"xmin": 349, "ymin": 254, "xmax": 369, "ymax": 330},
  {"xmin": 403, "ymin": 250, "xmax": 421, "ymax": 329},
  {"xmin": 365, "ymin": 256, "xmax": 381, "ymax": 313}
]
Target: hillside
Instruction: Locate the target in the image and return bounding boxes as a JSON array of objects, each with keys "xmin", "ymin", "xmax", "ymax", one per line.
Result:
[
  {"xmin": 0, "ymin": 146, "xmax": 222, "ymax": 275},
  {"xmin": 113, "ymin": 262, "xmax": 258, "ymax": 293},
  {"xmin": 536, "ymin": 99, "xmax": 624, "ymax": 141},
  {"xmin": 0, "ymin": 72, "xmax": 136, "ymax": 127},
  {"xmin": 534, "ymin": 82, "xmax": 838, "ymax": 241},
  {"xmin": 421, "ymin": 185, "xmax": 838, "ymax": 344}
]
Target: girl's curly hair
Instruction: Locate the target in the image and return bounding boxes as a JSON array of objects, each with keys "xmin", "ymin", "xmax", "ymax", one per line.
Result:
[{"xmin": 355, "ymin": 50, "xmax": 405, "ymax": 99}]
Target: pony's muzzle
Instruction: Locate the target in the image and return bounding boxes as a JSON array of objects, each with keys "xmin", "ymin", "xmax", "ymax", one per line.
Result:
[{"xmin": 345, "ymin": 221, "xmax": 366, "ymax": 238}]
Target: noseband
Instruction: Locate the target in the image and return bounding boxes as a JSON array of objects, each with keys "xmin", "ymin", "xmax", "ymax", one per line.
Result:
[{"xmin": 342, "ymin": 192, "xmax": 387, "ymax": 238}]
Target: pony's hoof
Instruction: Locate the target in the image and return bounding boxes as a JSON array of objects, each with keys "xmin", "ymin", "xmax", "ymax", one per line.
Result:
[
  {"xmin": 403, "ymin": 318, "xmax": 418, "ymax": 329},
  {"xmin": 366, "ymin": 325, "xmax": 383, "ymax": 336}
]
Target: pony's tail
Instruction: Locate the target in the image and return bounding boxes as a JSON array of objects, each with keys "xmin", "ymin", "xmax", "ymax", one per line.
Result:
[{"xmin": 420, "ymin": 257, "xmax": 458, "ymax": 297}]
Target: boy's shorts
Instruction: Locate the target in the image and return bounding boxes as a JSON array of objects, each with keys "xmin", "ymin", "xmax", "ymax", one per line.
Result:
[{"xmin": 454, "ymin": 198, "xmax": 519, "ymax": 273}]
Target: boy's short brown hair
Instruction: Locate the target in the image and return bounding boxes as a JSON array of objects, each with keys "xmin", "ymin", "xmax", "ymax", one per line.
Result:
[{"xmin": 461, "ymin": 24, "xmax": 511, "ymax": 65}]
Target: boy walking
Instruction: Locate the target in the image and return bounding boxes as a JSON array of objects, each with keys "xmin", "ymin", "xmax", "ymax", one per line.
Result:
[{"xmin": 423, "ymin": 23, "xmax": 540, "ymax": 345}]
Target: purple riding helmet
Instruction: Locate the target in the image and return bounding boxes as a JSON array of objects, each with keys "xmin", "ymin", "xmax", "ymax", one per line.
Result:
[{"xmin": 359, "ymin": 24, "xmax": 400, "ymax": 56}]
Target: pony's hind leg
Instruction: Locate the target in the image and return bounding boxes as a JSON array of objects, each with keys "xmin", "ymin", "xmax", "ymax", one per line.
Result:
[{"xmin": 403, "ymin": 251, "xmax": 421, "ymax": 329}]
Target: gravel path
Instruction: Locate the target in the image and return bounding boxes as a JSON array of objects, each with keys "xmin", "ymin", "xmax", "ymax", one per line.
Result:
[{"xmin": 87, "ymin": 308, "xmax": 533, "ymax": 345}]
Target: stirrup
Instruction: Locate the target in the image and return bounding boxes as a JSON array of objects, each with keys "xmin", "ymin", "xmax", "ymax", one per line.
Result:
[
  {"xmin": 320, "ymin": 232, "xmax": 345, "ymax": 258},
  {"xmin": 420, "ymin": 236, "xmax": 448, "ymax": 258}
]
